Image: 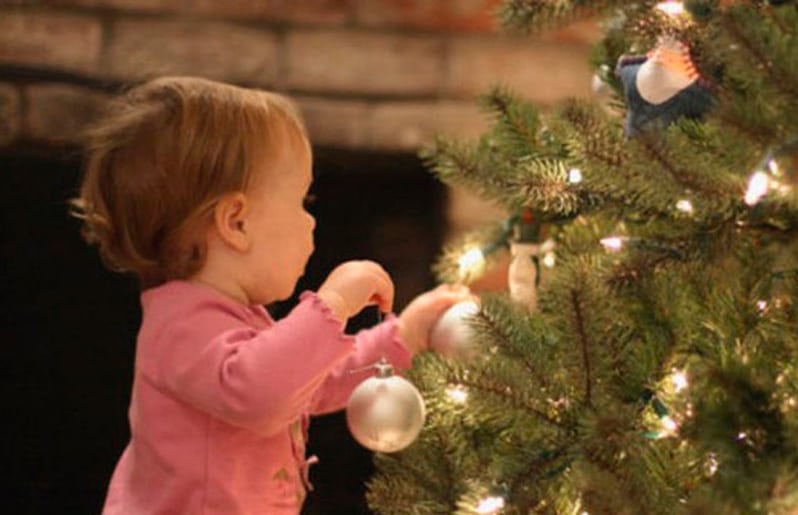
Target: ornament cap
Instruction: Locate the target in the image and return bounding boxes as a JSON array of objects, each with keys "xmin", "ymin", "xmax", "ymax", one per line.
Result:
[{"xmin": 375, "ymin": 358, "xmax": 394, "ymax": 378}]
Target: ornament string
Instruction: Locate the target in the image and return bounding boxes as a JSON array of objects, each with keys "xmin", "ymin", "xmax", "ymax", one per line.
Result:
[{"xmin": 346, "ymin": 307, "xmax": 387, "ymax": 376}]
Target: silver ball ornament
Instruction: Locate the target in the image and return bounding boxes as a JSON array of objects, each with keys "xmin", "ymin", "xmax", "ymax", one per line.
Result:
[
  {"xmin": 429, "ymin": 300, "xmax": 480, "ymax": 360},
  {"xmin": 346, "ymin": 361, "xmax": 425, "ymax": 453}
]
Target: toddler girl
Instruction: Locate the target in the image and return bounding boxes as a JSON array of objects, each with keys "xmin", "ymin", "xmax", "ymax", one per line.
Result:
[{"xmin": 73, "ymin": 76, "xmax": 468, "ymax": 514}]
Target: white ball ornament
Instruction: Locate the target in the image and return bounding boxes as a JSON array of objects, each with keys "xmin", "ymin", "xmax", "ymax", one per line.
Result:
[
  {"xmin": 429, "ymin": 300, "xmax": 480, "ymax": 361},
  {"xmin": 346, "ymin": 360, "xmax": 426, "ymax": 453}
]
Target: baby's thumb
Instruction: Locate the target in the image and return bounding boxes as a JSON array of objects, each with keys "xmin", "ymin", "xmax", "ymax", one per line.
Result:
[
  {"xmin": 372, "ymin": 277, "xmax": 395, "ymax": 314},
  {"xmin": 437, "ymin": 287, "xmax": 474, "ymax": 309}
]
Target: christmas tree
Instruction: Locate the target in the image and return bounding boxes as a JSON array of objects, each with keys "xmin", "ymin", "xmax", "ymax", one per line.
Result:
[{"xmin": 366, "ymin": 1, "xmax": 798, "ymax": 513}]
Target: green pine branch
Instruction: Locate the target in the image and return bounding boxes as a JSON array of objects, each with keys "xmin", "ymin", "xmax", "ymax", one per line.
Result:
[{"xmin": 369, "ymin": 1, "xmax": 798, "ymax": 513}]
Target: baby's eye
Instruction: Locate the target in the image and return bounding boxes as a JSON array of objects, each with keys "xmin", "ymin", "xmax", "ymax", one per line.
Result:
[{"xmin": 303, "ymin": 194, "xmax": 317, "ymax": 207}]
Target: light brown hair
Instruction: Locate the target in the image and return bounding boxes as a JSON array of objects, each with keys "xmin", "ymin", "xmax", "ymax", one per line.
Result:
[{"xmin": 71, "ymin": 76, "xmax": 308, "ymax": 288}]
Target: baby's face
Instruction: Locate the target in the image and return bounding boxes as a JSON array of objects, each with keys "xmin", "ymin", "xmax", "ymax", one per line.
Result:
[{"xmin": 242, "ymin": 140, "xmax": 315, "ymax": 304}]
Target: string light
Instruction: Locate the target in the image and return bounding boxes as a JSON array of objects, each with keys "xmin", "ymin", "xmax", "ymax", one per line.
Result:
[
  {"xmin": 600, "ymin": 236, "xmax": 626, "ymax": 252},
  {"xmin": 446, "ymin": 385, "xmax": 469, "ymax": 404},
  {"xmin": 745, "ymin": 171, "xmax": 770, "ymax": 206},
  {"xmin": 539, "ymin": 238, "xmax": 556, "ymax": 254},
  {"xmin": 661, "ymin": 415, "xmax": 679, "ymax": 436},
  {"xmin": 768, "ymin": 158, "xmax": 783, "ymax": 178},
  {"xmin": 744, "ymin": 152, "xmax": 792, "ymax": 206},
  {"xmin": 458, "ymin": 248, "xmax": 487, "ymax": 281},
  {"xmin": 475, "ymin": 496, "xmax": 506, "ymax": 514},
  {"xmin": 655, "ymin": 1, "xmax": 685, "ymax": 16},
  {"xmin": 542, "ymin": 251, "xmax": 556, "ymax": 268},
  {"xmin": 568, "ymin": 168, "xmax": 583, "ymax": 184},
  {"xmin": 706, "ymin": 454, "xmax": 719, "ymax": 476},
  {"xmin": 675, "ymin": 199, "xmax": 694, "ymax": 214},
  {"xmin": 670, "ymin": 370, "xmax": 688, "ymax": 392},
  {"xmin": 455, "ymin": 217, "xmax": 520, "ymax": 282}
]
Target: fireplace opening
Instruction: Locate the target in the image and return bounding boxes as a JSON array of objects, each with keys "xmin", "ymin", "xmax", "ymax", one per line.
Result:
[{"xmin": 1, "ymin": 145, "xmax": 446, "ymax": 514}]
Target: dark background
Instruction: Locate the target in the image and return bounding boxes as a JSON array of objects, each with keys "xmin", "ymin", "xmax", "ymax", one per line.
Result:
[{"xmin": 1, "ymin": 146, "xmax": 445, "ymax": 514}]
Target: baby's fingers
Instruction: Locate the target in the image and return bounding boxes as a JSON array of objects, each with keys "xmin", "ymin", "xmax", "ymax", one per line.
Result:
[
  {"xmin": 354, "ymin": 260, "xmax": 394, "ymax": 313},
  {"xmin": 369, "ymin": 268, "xmax": 395, "ymax": 313}
]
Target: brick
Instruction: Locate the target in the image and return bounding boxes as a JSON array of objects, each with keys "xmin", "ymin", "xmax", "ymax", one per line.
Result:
[
  {"xmin": 24, "ymin": 83, "xmax": 109, "ymax": 143},
  {"xmin": 106, "ymin": 19, "xmax": 280, "ymax": 85},
  {"xmin": 41, "ymin": 0, "xmax": 354, "ymax": 22},
  {"xmin": 0, "ymin": 10, "xmax": 102, "ymax": 73},
  {"xmin": 185, "ymin": 0, "xmax": 354, "ymax": 24},
  {"xmin": 356, "ymin": 0, "xmax": 503, "ymax": 32},
  {"xmin": 0, "ymin": 83, "xmax": 22, "ymax": 146},
  {"xmin": 444, "ymin": 36, "xmax": 594, "ymax": 102},
  {"xmin": 286, "ymin": 30, "xmax": 443, "ymax": 96},
  {"xmin": 370, "ymin": 100, "xmax": 488, "ymax": 151},
  {"xmin": 295, "ymin": 96, "xmax": 371, "ymax": 148},
  {"xmin": 280, "ymin": 0, "xmax": 354, "ymax": 25},
  {"xmin": 41, "ymin": 0, "xmax": 180, "ymax": 12},
  {"xmin": 45, "ymin": 0, "xmax": 353, "ymax": 23}
]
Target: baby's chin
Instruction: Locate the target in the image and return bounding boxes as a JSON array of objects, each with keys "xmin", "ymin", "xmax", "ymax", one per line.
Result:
[{"xmin": 253, "ymin": 280, "xmax": 302, "ymax": 306}]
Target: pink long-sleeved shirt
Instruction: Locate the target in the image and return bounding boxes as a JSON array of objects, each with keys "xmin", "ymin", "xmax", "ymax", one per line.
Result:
[{"xmin": 102, "ymin": 280, "xmax": 412, "ymax": 514}]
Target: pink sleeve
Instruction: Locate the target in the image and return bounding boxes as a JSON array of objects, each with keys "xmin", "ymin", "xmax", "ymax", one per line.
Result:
[
  {"xmin": 308, "ymin": 312, "xmax": 413, "ymax": 415},
  {"xmin": 145, "ymin": 292, "xmax": 355, "ymax": 435}
]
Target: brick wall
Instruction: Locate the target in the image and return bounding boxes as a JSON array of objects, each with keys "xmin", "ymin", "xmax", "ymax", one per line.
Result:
[
  {"xmin": 0, "ymin": 0, "xmax": 600, "ymax": 239},
  {"xmin": 0, "ymin": 0, "xmax": 599, "ymax": 151}
]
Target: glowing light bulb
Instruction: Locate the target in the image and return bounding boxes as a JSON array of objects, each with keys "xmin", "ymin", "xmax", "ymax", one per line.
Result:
[
  {"xmin": 757, "ymin": 300, "xmax": 768, "ymax": 312},
  {"xmin": 600, "ymin": 236, "xmax": 625, "ymax": 252},
  {"xmin": 671, "ymin": 370, "xmax": 688, "ymax": 392},
  {"xmin": 542, "ymin": 251, "xmax": 556, "ymax": 268},
  {"xmin": 446, "ymin": 385, "xmax": 469, "ymax": 404},
  {"xmin": 568, "ymin": 168, "xmax": 583, "ymax": 184},
  {"xmin": 745, "ymin": 171, "xmax": 770, "ymax": 205},
  {"xmin": 676, "ymin": 199, "xmax": 694, "ymax": 214},
  {"xmin": 457, "ymin": 248, "xmax": 486, "ymax": 281},
  {"xmin": 768, "ymin": 158, "xmax": 783, "ymax": 178},
  {"xmin": 662, "ymin": 416, "xmax": 679, "ymax": 434},
  {"xmin": 476, "ymin": 496, "xmax": 505, "ymax": 514},
  {"xmin": 655, "ymin": 1, "xmax": 685, "ymax": 16},
  {"xmin": 707, "ymin": 454, "xmax": 719, "ymax": 476}
]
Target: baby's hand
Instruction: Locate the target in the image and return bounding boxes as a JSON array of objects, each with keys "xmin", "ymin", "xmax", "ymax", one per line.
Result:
[
  {"xmin": 397, "ymin": 284, "xmax": 473, "ymax": 355},
  {"xmin": 317, "ymin": 260, "xmax": 395, "ymax": 322}
]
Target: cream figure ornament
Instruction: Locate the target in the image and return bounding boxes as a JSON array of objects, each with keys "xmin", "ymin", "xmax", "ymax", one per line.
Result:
[
  {"xmin": 508, "ymin": 209, "xmax": 555, "ymax": 311},
  {"xmin": 509, "ymin": 239, "xmax": 555, "ymax": 311},
  {"xmin": 509, "ymin": 241, "xmax": 540, "ymax": 311},
  {"xmin": 346, "ymin": 359, "xmax": 426, "ymax": 453},
  {"xmin": 428, "ymin": 299, "xmax": 481, "ymax": 361}
]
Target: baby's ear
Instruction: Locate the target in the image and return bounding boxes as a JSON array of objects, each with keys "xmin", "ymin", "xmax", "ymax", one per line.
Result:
[{"xmin": 213, "ymin": 192, "xmax": 250, "ymax": 252}]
